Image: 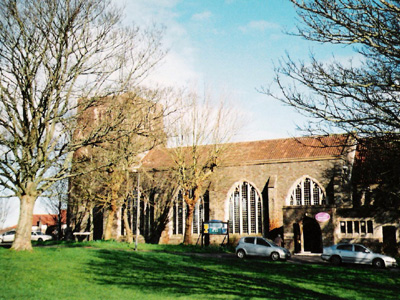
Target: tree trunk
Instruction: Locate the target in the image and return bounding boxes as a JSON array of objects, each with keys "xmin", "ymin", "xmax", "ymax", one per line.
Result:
[
  {"xmin": 104, "ymin": 180, "xmax": 121, "ymax": 241},
  {"xmin": 183, "ymin": 202, "xmax": 195, "ymax": 245},
  {"xmin": 183, "ymin": 187, "xmax": 202, "ymax": 245},
  {"xmin": 123, "ymin": 203, "xmax": 133, "ymax": 243},
  {"xmin": 103, "ymin": 200, "xmax": 117, "ymax": 240},
  {"xmin": 123, "ymin": 171, "xmax": 133, "ymax": 243},
  {"xmin": 12, "ymin": 194, "xmax": 36, "ymax": 251}
]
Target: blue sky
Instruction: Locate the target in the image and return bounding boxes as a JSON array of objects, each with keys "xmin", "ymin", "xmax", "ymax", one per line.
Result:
[{"xmin": 119, "ymin": 0, "xmax": 355, "ymax": 141}]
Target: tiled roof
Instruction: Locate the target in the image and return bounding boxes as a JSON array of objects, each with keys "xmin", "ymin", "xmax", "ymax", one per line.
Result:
[
  {"xmin": 32, "ymin": 210, "xmax": 67, "ymax": 226},
  {"xmin": 142, "ymin": 135, "xmax": 348, "ymax": 169},
  {"xmin": 0, "ymin": 226, "xmax": 17, "ymax": 235}
]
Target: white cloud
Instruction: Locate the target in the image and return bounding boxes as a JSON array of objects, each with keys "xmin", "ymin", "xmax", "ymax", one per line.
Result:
[
  {"xmin": 239, "ymin": 20, "xmax": 280, "ymax": 33},
  {"xmin": 191, "ymin": 11, "xmax": 212, "ymax": 21},
  {"xmin": 144, "ymin": 50, "xmax": 201, "ymax": 87},
  {"xmin": 113, "ymin": 0, "xmax": 203, "ymax": 88}
]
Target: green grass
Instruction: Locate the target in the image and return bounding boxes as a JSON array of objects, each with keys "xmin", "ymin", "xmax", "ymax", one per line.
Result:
[{"xmin": 1, "ymin": 242, "xmax": 399, "ymax": 300}]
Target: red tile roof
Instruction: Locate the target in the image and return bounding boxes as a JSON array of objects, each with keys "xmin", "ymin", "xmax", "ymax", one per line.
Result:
[
  {"xmin": 32, "ymin": 210, "xmax": 67, "ymax": 226},
  {"xmin": 142, "ymin": 135, "xmax": 348, "ymax": 169}
]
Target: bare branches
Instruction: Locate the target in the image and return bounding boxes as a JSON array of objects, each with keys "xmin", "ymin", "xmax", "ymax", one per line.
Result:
[
  {"xmin": 69, "ymin": 87, "xmax": 173, "ymax": 240},
  {"xmin": 263, "ymin": 0, "xmax": 400, "ymax": 139},
  {"xmin": 0, "ymin": 0, "xmax": 166, "ymax": 197},
  {"xmin": 0, "ymin": 0, "xmax": 167, "ymax": 250},
  {"xmin": 0, "ymin": 198, "xmax": 11, "ymax": 229},
  {"xmin": 163, "ymin": 87, "xmax": 240, "ymax": 244}
]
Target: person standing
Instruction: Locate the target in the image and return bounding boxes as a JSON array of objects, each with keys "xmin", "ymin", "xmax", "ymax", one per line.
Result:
[{"xmin": 274, "ymin": 234, "xmax": 284, "ymax": 247}]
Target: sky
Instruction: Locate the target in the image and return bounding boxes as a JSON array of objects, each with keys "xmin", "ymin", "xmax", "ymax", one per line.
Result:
[
  {"xmin": 117, "ymin": 0, "xmax": 355, "ymax": 142},
  {"xmin": 3, "ymin": 0, "xmax": 357, "ymax": 228}
]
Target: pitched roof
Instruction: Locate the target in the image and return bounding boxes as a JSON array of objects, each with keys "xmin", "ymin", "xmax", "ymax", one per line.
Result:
[
  {"xmin": 32, "ymin": 210, "xmax": 67, "ymax": 226},
  {"xmin": 142, "ymin": 135, "xmax": 348, "ymax": 169}
]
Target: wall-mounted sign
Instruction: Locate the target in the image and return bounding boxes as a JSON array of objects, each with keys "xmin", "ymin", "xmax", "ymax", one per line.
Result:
[
  {"xmin": 203, "ymin": 220, "xmax": 228, "ymax": 235},
  {"xmin": 315, "ymin": 212, "xmax": 330, "ymax": 223}
]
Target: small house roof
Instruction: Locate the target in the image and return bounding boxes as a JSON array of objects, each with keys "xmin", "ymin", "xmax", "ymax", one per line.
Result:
[{"xmin": 32, "ymin": 210, "xmax": 67, "ymax": 226}]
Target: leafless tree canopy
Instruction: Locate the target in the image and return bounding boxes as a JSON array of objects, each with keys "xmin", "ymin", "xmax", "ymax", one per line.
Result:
[
  {"xmin": 68, "ymin": 87, "xmax": 173, "ymax": 241},
  {"xmin": 264, "ymin": 0, "xmax": 400, "ymax": 138},
  {"xmin": 0, "ymin": 198, "xmax": 11, "ymax": 229},
  {"xmin": 165, "ymin": 88, "xmax": 240, "ymax": 244},
  {"xmin": 0, "ymin": 0, "xmax": 166, "ymax": 250}
]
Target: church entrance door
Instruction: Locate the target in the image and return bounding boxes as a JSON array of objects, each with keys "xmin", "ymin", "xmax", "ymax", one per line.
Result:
[{"xmin": 303, "ymin": 216, "xmax": 322, "ymax": 253}]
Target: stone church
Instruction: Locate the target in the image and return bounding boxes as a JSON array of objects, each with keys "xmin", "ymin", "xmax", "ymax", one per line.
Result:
[
  {"xmin": 140, "ymin": 134, "xmax": 399, "ymax": 254},
  {"xmin": 68, "ymin": 132, "xmax": 400, "ymax": 255}
]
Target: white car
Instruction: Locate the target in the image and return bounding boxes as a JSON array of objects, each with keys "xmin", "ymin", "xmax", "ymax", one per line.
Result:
[
  {"xmin": 0, "ymin": 230, "xmax": 16, "ymax": 243},
  {"xmin": 321, "ymin": 243, "xmax": 397, "ymax": 268},
  {"xmin": 0, "ymin": 230, "xmax": 52, "ymax": 243},
  {"xmin": 235, "ymin": 236, "xmax": 291, "ymax": 261},
  {"xmin": 30, "ymin": 231, "xmax": 53, "ymax": 242}
]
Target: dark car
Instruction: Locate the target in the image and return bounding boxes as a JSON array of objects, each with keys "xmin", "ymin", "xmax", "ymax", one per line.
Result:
[
  {"xmin": 321, "ymin": 243, "xmax": 397, "ymax": 268},
  {"xmin": 235, "ymin": 236, "xmax": 291, "ymax": 261}
]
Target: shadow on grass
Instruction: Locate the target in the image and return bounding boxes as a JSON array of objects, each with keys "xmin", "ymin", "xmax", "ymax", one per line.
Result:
[{"xmin": 87, "ymin": 249, "xmax": 400, "ymax": 299}]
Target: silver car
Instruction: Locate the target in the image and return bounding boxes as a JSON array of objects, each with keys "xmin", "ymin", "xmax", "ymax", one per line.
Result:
[
  {"xmin": 235, "ymin": 236, "xmax": 291, "ymax": 261},
  {"xmin": 321, "ymin": 243, "xmax": 397, "ymax": 268}
]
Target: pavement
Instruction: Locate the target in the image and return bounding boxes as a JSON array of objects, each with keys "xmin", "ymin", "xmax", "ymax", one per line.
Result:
[
  {"xmin": 182, "ymin": 251, "xmax": 327, "ymax": 265},
  {"xmin": 289, "ymin": 253, "xmax": 326, "ymax": 265}
]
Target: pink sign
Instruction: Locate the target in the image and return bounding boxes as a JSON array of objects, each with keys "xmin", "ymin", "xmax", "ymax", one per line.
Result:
[{"xmin": 315, "ymin": 212, "xmax": 330, "ymax": 223}]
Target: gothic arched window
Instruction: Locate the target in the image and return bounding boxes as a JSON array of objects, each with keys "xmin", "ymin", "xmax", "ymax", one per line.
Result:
[
  {"xmin": 228, "ymin": 181, "xmax": 262, "ymax": 234},
  {"xmin": 288, "ymin": 177, "xmax": 326, "ymax": 206},
  {"xmin": 172, "ymin": 191, "xmax": 205, "ymax": 235}
]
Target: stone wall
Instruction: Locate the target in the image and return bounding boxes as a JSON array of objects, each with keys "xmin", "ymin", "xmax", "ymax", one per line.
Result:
[{"xmin": 207, "ymin": 157, "xmax": 341, "ymax": 230}]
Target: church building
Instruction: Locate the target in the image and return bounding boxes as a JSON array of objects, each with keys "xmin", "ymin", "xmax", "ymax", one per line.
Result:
[
  {"xmin": 140, "ymin": 134, "xmax": 399, "ymax": 255},
  {"xmin": 68, "ymin": 133, "xmax": 399, "ymax": 255}
]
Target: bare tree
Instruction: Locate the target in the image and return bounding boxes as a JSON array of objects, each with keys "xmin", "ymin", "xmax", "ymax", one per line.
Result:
[
  {"xmin": 41, "ymin": 178, "xmax": 69, "ymax": 240},
  {"xmin": 165, "ymin": 88, "xmax": 240, "ymax": 244},
  {"xmin": 42, "ymin": 179, "xmax": 68, "ymax": 215},
  {"xmin": 69, "ymin": 88, "xmax": 172, "ymax": 242},
  {"xmin": 261, "ymin": 0, "xmax": 400, "ymax": 214},
  {"xmin": 0, "ymin": 0, "xmax": 166, "ymax": 251},
  {"xmin": 264, "ymin": 0, "xmax": 400, "ymax": 139},
  {"xmin": 0, "ymin": 198, "xmax": 11, "ymax": 230},
  {"xmin": 139, "ymin": 169, "xmax": 179, "ymax": 244}
]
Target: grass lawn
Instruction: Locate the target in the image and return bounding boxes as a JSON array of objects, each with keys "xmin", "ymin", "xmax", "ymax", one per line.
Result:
[{"xmin": 1, "ymin": 241, "xmax": 399, "ymax": 300}]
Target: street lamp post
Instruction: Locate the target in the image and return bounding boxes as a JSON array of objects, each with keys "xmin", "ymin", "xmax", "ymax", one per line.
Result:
[{"xmin": 135, "ymin": 171, "xmax": 140, "ymax": 251}]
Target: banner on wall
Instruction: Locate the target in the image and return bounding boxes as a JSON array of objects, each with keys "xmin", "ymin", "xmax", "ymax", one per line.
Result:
[
  {"xmin": 202, "ymin": 220, "xmax": 228, "ymax": 235},
  {"xmin": 315, "ymin": 212, "xmax": 330, "ymax": 223}
]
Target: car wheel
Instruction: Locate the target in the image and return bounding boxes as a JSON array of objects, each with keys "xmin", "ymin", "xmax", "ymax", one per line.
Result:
[
  {"xmin": 237, "ymin": 249, "xmax": 246, "ymax": 259},
  {"xmin": 373, "ymin": 258, "xmax": 385, "ymax": 268},
  {"xmin": 330, "ymin": 255, "xmax": 341, "ymax": 266},
  {"xmin": 38, "ymin": 238, "xmax": 43, "ymax": 242},
  {"xmin": 271, "ymin": 252, "xmax": 280, "ymax": 261}
]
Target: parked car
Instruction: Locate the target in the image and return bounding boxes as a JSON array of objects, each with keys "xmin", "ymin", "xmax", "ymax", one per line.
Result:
[
  {"xmin": 0, "ymin": 230, "xmax": 16, "ymax": 243},
  {"xmin": 31, "ymin": 231, "xmax": 53, "ymax": 242},
  {"xmin": 0, "ymin": 230, "xmax": 52, "ymax": 243},
  {"xmin": 235, "ymin": 236, "xmax": 291, "ymax": 261},
  {"xmin": 321, "ymin": 243, "xmax": 397, "ymax": 268}
]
